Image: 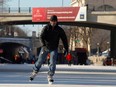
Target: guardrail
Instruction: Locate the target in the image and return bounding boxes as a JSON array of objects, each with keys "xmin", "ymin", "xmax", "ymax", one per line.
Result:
[
  {"xmin": 0, "ymin": 7, "xmax": 32, "ymax": 13},
  {"xmin": 0, "ymin": 7, "xmax": 116, "ymax": 13}
]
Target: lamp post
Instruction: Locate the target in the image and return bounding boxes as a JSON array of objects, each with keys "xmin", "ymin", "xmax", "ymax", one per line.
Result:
[
  {"xmin": 18, "ymin": 0, "xmax": 20, "ymax": 13},
  {"xmin": 1, "ymin": 0, "xmax": 4, "ymax": 13},
  {"xmin": 107, "ymin": 42, "xmax": 109, "ymax": 49},
  {"xmin": 97, "ymin": 43, "xmax": 100, "ymax": 56},
  {"xmin": 62, "ymin": 0, "xmax": 64, "ymax": 6},
  {"xmin": 103, "ymin": 0, "xmax": 106, "ymax": 11},
  {"xmin": 18, "ymin": 0, "xmax": 20, "ymax": 8},
  {"xmin": 107, "ymin": 42, "xmax": 110, "ymax": 56}
]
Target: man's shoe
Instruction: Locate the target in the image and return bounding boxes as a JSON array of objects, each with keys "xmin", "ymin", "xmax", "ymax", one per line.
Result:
[
  {"xmin": 47, "ymin": 75, "xmax": 54, "ymax": 84},
  {"xmin": 29, "ymin": 70, "xmax": 38, "ymax": 81}
]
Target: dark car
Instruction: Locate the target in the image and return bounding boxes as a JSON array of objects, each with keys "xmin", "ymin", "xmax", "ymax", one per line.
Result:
[{"xmin": 103, "ymin": 58, "xmax": 112, "ymax": 66}]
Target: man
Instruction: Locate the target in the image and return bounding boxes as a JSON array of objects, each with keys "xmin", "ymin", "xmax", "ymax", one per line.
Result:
[{"xmin": 30, "ymin": 15, "xmax": 69, "ymax": 84}]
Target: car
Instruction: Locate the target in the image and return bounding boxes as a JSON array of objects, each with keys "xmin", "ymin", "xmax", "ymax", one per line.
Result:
[
  {"xmin": 103, "ymin": 58, "xmax": 112, "ymax": 66},
  {"xmin": 102, "ymin": 49, "xmax": 110, "ymax": 57}
]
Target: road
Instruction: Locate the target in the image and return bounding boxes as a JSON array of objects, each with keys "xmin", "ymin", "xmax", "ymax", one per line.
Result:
[{"xmin": 0, "ymin": 64, "xmax": 116, "ymax": 87}]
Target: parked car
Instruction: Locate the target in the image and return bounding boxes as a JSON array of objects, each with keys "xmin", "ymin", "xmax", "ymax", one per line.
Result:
[
  {"xmin": 102, "ymin": 49, "xmax": 112, "ymax": 66},
  {"xmin": 103, "ymin": 58, "xmax": 112, "ymax": 66},
  {"xmin": 102, "ymin": 48, "xmax": 110, "ymax": 57}
]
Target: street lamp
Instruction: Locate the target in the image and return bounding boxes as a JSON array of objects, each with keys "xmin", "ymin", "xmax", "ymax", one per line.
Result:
[
  {"xmin": 0, "ymin": 0, "xmax": 4, "ymax": 13},
  {"xmin": 18, "ymin": 0, "xmax": 20, "ymax": 13},
  {"xmin": 103, "ymin": 0, "xmax": 106, "ymax": 11},
  {"xmin": 107, "ymin": 42, "xmax": 109, "ymax": 47},
  {"xmin": 97, "ymin": 43, "xmax": 100, "ymax": 56},
  {"xmin": 107, "ymin": 41, "xmax": 110, "ymax": 55},
  {"xmin": 62, "ymin": 0, "xmax": 64, "ymax": 7},
  {"xmin": 18, "ymin": 0, "xmax": 20, "ymax": 8}
]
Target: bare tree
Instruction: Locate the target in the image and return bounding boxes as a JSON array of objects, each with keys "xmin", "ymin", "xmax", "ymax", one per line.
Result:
[
  {"xmin": 22, "ymin": 28, "xmax": 32, "ymax": 36},
  {"xmin": 63, "ymin": 26, "xmax": 81, "ymax": 51},
  {"xmin": 0, "ymin": 25, "xmax": 27, "ymax": 37},
  {"xmin": 13, "ymin": 26, "xmax": 28, "ymax": 37},
  {"xmin": 91, "ymin": 29, "xmax": 110, "ymax": 52},
  {"xmin": 59, "ymin": 25, "xmax": 110, "ymax": 54}
]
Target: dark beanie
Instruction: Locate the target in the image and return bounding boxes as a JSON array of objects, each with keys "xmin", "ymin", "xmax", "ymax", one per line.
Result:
[{"xmin": 50, "ymin": 15, "xmax": 58, "ymax": 21}]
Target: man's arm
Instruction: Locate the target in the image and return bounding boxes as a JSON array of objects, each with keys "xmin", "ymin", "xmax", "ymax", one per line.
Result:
[
  {"xmin": 40, "ymin": 26, "xmax": 46, "ymax": 46},
  {"xmin": 60, "ymin": 29, "xmax": 69, "ymax": 53}
]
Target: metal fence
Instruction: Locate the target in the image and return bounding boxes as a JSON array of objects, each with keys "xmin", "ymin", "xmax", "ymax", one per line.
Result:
[
  {"xmin": 0, "ymin": 7, "xmax": 32, "ymax": 13},
  {"xmin": 0, "ymin": 7, "xmax": 116, "ymax": 13}
]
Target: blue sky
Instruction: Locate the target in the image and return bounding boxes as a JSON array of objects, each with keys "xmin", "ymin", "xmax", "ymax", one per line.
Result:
[
  {"xmin": 6, "ymin": 0, "xmax": 71, "ymax": 36},
  {"xmin": 6, "ymin": 0, "xmax": 71, "ymax": 7}
]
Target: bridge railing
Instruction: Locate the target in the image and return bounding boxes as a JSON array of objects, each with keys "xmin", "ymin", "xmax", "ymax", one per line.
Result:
[
  {"xmin": 0, "ymin": 7, "xmax": 32, "ymax": 13},
  {"xmin": 0, "ymin": 7, "xmax": 116, "ymax": 13},
  {"xmin": 87, "ymin": 5, "xmax": 116, "ymax": 12}
]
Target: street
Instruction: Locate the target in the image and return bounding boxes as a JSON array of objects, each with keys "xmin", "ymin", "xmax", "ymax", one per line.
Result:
[{"xmin": 0, "ymin": 64, "xmax": 116, "ymax": 87}]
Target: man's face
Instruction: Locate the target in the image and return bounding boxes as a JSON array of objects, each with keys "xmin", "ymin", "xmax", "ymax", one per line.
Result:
[{"xmin": 50, "ymin": 20, "xmax": 57, "ymax": 27}]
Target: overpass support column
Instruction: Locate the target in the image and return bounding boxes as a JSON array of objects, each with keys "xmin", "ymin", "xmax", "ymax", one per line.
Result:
[{"xmin": 110, "ymin": 30, "xmax": 116, "ymax": 59}]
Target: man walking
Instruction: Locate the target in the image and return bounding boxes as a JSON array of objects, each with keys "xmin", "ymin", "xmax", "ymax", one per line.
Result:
[{"xmin": 30, "ymin": 15, "xmax": 69, "ymax": 84}]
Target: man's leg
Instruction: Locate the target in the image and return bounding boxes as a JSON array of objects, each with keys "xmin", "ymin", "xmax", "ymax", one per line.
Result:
[
  {"xmin": 48, "ymin": 49, "xmax": 58, "ymax": 77},
  {"xmin": 47, "ymin": 49, "xmax": 58, "ymax": 84},
  {"xmin": 30, "ymin": 47, "xmax": 48, "ymax": 81},
  {"xmin": 33, "ymin": 47, "xmax": 48, "ymax": 71}
]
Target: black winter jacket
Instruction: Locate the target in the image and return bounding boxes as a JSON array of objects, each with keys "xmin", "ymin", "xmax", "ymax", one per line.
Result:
[{"xmin": 40, "ymin": 23, "xmax": 68, "ymax": 52}]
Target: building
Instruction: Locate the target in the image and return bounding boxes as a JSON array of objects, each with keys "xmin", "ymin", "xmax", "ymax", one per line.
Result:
[
  {"xmin": 71, "ymin": 0, "xmax": 116, "ymax": 11},
  {"xmin": 70, "ymin": 0, "xmax": 114, "ymax": 55}
]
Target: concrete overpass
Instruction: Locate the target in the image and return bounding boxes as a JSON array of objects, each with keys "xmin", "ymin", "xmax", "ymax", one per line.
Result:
[
  {"xmin": 0, "ymin": 37, "xmax": 31, "ymax": 47},
  {"xmin": 0, "ymin": 10, "xmax": 116, "ymax": 59},
  {"xmin": 0, "ymin": 11, "xmax": 116, "ymax": 24}
]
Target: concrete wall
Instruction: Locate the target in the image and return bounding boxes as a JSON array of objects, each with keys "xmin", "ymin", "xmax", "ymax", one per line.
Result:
[
  {"xmin": 86, "ymin": 0, "xmax": 116, "ymax": 10},
  {"xmin": 88, "ymin": 11, "xmax": 116, "ymax": 25}
]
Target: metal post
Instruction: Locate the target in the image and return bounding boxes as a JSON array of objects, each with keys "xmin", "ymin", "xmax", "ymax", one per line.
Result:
[
  {"xmin": 18, "ymin": 0, "xmax": 20, "ymax": 13},
  {"xmin": 8, "ymin": 7, "xmax": 10, "ymax": 13},
  {"xmin": 18, "ymin": 0, "xmax": 20, "ymax": 8},
  {"xmin": 107, "ymin": 42, "xmax": 110, "ymax": 50},
  {"xmin": 62, "ymin": 0, "xmax": 64, "ymax": 7},
  {"xmin": 103, "ymin": 0, "xmax": 106, "ymax": 11},
  {"xmin": 2, "ymin": 0, "xmax": 3, "ymax": 13},
  {"xmin": 106, "ymin": 41, "xmax": 110, "ymax": 58},
  {"xmin": 29, "ymin": 7, "xmax": 31, "ymax": 13},
  {"xmin": 97, "ymin": 43, "xmax": 100, "ymax": 56}
]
